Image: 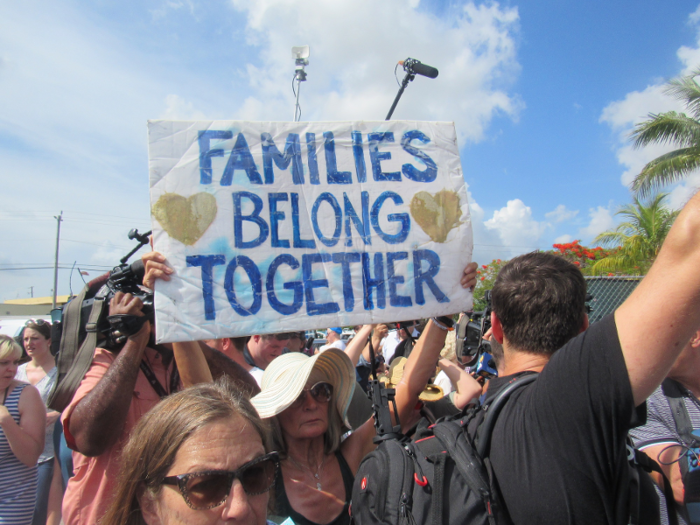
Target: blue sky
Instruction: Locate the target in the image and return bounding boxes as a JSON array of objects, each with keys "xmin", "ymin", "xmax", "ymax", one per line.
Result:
[{"xmin": 2, "ymin": 0, "xmax": 700, "ymax": 302}]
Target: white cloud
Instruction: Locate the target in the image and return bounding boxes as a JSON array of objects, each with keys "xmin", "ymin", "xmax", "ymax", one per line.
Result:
[
  {"xmin": 667, "ymin": 171, "xmax": 700, "ymax": 209},
  {"xmin": 483, "ymin": 199, "xmax": 547, "ymax": 257},
  {"xmin": 554, "ymin": 234, "xmax": 573, "ymax": 244},
  {"xmin": 578, "ymin": 205, "xmax": 615, "ymax": 241},
  {"xmin": 229, "ymin": 0, "xmax": 523, "ymax": 145},
  {"xmin": 0, "ymin": 0, "xmax": 524, "ymax": 301},
  {"xmin": 160, "ymin": 94, "xmax": 207, "ymax": 120},
  {"xmin": 600, "ymin": 8, "xmax": 700, "ymax": 190},
  {"xmin": 545, "ymin": 204, "xmax": 578, "ymax": 223}
]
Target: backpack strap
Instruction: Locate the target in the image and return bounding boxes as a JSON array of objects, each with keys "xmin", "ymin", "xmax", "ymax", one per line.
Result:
[
  {"xmin": 662, "ymin": 379, "xmax": 699, "ymax": 445},
  {"xmin": 477, "ymin": 373, "xmax": 537, "ymax": 457},
  {"xmin": 432, "ymin": 419, "xmax": 497, "ymax": 525},
  {"xmin": 429, "ymin": 452, "xmax": 447, "ymax": 525},
  {"xmin": 634, "ymin": 448, "xmax": 680, "ymax": 525},
  {"xmin": 48, "ymin": 284, "xmax": 108, "ymax": 412}
]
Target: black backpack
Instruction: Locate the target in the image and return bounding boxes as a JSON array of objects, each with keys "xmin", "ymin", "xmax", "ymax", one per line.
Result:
[{"xmin": 350, "ymin": 374, "xmax": 536, "ymax": 525}]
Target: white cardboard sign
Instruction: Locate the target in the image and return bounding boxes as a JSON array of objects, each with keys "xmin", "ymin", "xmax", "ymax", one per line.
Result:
[{"xmin": 148, "ymin": 120, "xmax": 473, "ymax": 343}]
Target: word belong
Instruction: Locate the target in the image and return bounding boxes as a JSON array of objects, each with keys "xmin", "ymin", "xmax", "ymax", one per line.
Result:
[{"xmin": 232, "ymin": 190, "xmax": 409, "ymax": 249}]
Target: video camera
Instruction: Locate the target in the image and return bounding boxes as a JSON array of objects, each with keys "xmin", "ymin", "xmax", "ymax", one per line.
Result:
[
  {"xmin": 59, "ymin": 229, "xmax": 154, "ymax": 352},
  {"xmin": 456, "ymin": 290, "xmax": 494, "ymax": 375}
]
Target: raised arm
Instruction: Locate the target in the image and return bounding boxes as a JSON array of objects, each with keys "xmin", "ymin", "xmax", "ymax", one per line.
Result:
[
  {"xmin": 173, "ymin": 341, "xmax": 213, "ymax": 387},
  {"xmin": 343, "ymin": 324, "xmax": 388, "ymax": 367},
  {"xmin": 343, "ymin": 324, "xmax": 374, "ymax": 366},
  {"xmin": 364, "ymin": 324, "xmax": 388, "ymax": 363},
  {"xmin": 616, "ymin": 191, "xmax": 700, "ymax": 405},
  {"xmin": 395, "ymin": 262, "xmax": 478, "ymax": 431},
  {"xmin": 67, "ymin": 292, "xmax": 148, "ymax": 457},
  {"xmin": 142, "ymin": 251, "xmax": 259, "ymax": 396},
  {"xmin": 0, "ymin": 384, "xmax": 45, "ymax": 466},
  {"xmin": 394, "ymin": 321, "xmax": 448, "ymax": 432}
]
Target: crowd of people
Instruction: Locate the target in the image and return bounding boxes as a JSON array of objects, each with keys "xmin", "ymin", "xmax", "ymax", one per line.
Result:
[{"xmin": 2, "ymin": 190, "xmax": 700, "ymax": 525}]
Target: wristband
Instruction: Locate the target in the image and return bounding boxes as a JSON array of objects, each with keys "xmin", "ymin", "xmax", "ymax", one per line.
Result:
[{"xmin": 432, "ymin": 316, "xmax": 455, "ymax": 331}]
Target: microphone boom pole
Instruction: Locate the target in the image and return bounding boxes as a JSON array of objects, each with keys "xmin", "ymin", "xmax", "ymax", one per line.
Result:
[{"xmin": 385, "ymin": 58, "xmax": 438, "ymax": 121}]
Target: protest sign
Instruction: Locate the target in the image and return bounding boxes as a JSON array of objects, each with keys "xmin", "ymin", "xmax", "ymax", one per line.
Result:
[{"xmin": 148, "ymin": 120, "xmax": 473, "ymax": 343}]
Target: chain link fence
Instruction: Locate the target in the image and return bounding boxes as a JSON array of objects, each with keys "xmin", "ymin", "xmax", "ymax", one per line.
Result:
[{"xmin": 584, "ymin": 276, "xmax": 644, "ymax": 324}]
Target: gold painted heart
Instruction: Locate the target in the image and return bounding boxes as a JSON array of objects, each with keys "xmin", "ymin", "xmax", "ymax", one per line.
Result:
[
  {"xmin": 152, "ymin": 192, "xmax": 218, "ymax": 246},
  {"xmin": 409, "ymin": 189, "xmax": 462, "ymax": 243}
]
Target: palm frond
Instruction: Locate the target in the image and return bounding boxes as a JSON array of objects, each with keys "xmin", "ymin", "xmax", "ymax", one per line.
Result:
[
  {"xmin": 592, "ymin": 192, "xmax": 677, "ymax": 273},
  {"xmin": 631, "ymin": 112, "xmax": 700, "ymax": 149},
  {"xmin": 631, "ymin": 148, "xmax": 700, "ymax": 198},
  {"xmin": 593, "ymin": 231, "xmax": 627, "ymax": 247},
  {"xmin": 666, "ymin": 69, "xmax": 700, "ymax": 120}
]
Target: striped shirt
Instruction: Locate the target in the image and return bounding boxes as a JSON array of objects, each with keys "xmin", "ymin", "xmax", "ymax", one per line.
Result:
[
  {"xmin": 0, "ymin": 382, "xmax": 38, "ymax": 525},
  {"xmin": 629, "ymin": 383, "xmax": 700, "ymax": 525}
]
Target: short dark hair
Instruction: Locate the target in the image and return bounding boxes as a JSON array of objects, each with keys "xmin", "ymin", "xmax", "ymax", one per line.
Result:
[{"xmin": 491, "ymin": 252, "xmax": 587, "ymax": 356}]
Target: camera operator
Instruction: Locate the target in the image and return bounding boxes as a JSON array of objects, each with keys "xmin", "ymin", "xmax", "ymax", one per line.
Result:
[
  {"xmin": 60, "ymin": 252, "xmax": 257, "ymax": 525},
  {"xmin": 629, "ymin": 327, "xmax": 700, "ymax": 524},
  {"xmin": 395, "ymin": 189, "xmax": 700, "ymax": 524}
]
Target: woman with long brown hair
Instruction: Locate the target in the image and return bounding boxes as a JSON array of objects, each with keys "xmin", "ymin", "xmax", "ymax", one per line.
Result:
[{"xmin": 102, "ymin": 379, "xmax": 277, "ymax": 525}]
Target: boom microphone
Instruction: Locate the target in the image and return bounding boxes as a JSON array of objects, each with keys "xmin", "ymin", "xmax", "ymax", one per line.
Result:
[{"xmin": 399, "ymin": 58, "xmax": 438, "ymax": 79}]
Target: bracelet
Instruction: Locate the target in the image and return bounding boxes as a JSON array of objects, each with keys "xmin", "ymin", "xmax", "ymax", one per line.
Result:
[{"xmin": 432, "ymin": 317, "xmax": 454, "ymax": 331}]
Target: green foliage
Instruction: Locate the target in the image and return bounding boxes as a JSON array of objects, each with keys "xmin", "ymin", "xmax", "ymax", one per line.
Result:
[
  {"xmin": 473, "ymin": 259, "xmax": 507, "ymax": 311},
  {"xmin": 591, "ymin": 192, "xmax": 678, "ymax": 274},
  {"xmin": 631, "ymin": 67, "xmax": 700, "ymax": 197}
]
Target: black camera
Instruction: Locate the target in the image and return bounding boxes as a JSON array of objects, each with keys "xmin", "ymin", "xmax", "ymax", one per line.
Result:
[
  {"xmin": 64, "ymin": 229, "xmax": 153, "ymax": 351},
  {"xmin": 456, "ymin": 290, "xmax": 493, "ymax": 369}
]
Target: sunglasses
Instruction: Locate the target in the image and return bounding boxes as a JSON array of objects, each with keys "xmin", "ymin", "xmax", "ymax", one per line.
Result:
[
  {"xmin": 289, "ymin": 382, "xmax": 333, "ymax": 410},
  {"xmin": 25, "ymin": 319, "xmax": 49, "ymax": 327},
  {"xmin": 161, "ymin": 451, "xmax": 279, "ymax": 510}
]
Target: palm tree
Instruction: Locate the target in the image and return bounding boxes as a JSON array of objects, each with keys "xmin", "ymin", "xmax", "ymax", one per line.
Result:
[
  {"xmin": 631, "ymin": 67, "xmax": 700, "ymax": 197},
  {"xmin": 591, "ymin": 192, "xmax": 679, "ymax": 275}
]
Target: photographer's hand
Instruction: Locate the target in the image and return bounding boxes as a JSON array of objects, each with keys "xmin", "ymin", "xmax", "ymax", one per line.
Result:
[
  {"xmin": 142, "ymin": 251, "xmax": 173, "ymax": 290},
  {"xmin": 67, "ymin": 292, "xmax": 150, "ymax": 457}
]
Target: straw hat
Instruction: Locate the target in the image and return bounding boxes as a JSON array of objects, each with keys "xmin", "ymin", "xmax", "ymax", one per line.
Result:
[
  {"xmin": 251, "ymin": 348, "xmax": 356, "ymax": 427},
  {"xmin": 382, "ymin": 357, "xmax": 444, "ymax": 402}
]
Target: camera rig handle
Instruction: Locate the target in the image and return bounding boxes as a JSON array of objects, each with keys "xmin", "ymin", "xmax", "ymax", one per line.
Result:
[
  {"xmin": 120, "ymin": 229, "xmax": 152, "ymax": 265},
  {"xmin": 366, "ymin": 330, "xmax": 403, "ymax": 442}
]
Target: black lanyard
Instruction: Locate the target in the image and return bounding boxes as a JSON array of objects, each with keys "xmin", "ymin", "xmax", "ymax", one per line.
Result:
[{"xmin": 139, "ymin": 359, "xmax": 180, "ymax": 399}]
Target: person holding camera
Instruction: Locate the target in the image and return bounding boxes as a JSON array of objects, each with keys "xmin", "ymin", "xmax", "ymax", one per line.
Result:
[
  {"xmin": 630, "ymin": 328, "xmax": 700, "ymax": 525},
  {"xmin": 60, "ymin": 252, "xmax": 258, "ymax": 525}
]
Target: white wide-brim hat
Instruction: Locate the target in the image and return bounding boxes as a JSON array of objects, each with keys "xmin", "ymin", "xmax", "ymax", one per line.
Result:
[{"xmin": 251, "ymin": 348, "xmax": 356, "ymax": 428}]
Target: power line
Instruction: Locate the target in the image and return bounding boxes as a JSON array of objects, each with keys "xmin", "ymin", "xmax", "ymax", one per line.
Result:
[{"xmin": 0, "ymin": 264, "xmax": 112, "ymax": 271}]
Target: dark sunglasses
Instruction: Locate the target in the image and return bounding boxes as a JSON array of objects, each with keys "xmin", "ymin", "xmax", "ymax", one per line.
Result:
[
  {"xmin": 161, "ymin": 451, "xmax": 279, "ymax": 510},
  {"xmin": 289, "ymin": 382, "xmax": 333, "ymax": 409}
]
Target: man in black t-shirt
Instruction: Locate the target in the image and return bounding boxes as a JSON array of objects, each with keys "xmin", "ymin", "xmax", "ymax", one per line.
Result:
[
  {"xmin": 395, "ymin": 190, "xmax": 700, "ymax": 524},
  {"xmin": 484, "ymin": 253, "xmax": 659, "ymax": 524}
]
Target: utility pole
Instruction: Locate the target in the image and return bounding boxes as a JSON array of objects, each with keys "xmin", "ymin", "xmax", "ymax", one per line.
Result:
[
  {"xmin": 52, "ymin": 211, "xmax": 63, "ymax": 309},
  {"xmin": 29, "ymin": 286, "xmax": 34, "ymax": 298}
]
